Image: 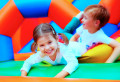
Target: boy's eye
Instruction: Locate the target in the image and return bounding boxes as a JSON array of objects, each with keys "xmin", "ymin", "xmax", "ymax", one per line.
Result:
[
  {"xmin": 84, "ymin": 16, "xmax": 87, "ymax": 19},
  {"xmin": 83, "ymin": 15, "xmax": 87, "ymax": 19}
]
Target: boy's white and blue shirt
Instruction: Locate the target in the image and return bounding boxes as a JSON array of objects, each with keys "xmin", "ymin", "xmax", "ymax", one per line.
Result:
[
  {"xmin": 21, "ymin": 42, "xmax": 79, "ymax": 74},
  {"xmin": 69, "ymin": 25, "xmax": 112, "ymax": 56}
]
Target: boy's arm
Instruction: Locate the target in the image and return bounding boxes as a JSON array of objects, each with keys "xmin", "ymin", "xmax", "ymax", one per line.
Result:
[
  {"xmin": 75, "ymin": 11, "xmax": 84, "ymax": 20},
  {"xmin": 54, "ymin": 70, "xmax": 69, "ymax": 78},
  {"xmin": 70, "ymin": 33, "xmax": 80, "ymax": 41},
  {"xmin": 105, "ymin": 39, "xmax": 120, "ymax": 63}
]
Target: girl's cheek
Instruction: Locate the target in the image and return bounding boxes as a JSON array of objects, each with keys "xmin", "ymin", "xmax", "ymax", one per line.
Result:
[{"xmin": 39, "ymin": 47, "xmax": 44, "ymax": 51}]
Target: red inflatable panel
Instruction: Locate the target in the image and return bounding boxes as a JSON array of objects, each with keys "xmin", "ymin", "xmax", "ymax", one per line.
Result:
[
  {"xmin": 12, "ymin": 17, "xmax": 51, "ymax": 53},
  {"xmin": 48, "ymin": 0, "xmax": 80, "ymax": 29},
  {"xmin": 110, "ymin": 30, "xmax": 120, "ymax": 39},
  {"xmin": 0, "ymin": 0, "xmax": 24, "ymax": 37},
  {"xmin": 99, "ymin": 0, "xmax": 120, "ymax": 24}
]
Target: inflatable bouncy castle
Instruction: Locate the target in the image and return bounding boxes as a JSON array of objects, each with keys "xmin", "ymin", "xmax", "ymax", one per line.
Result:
[{"xmin": 0, "ymin": 0, "xmax": 120, "ymax": 81}]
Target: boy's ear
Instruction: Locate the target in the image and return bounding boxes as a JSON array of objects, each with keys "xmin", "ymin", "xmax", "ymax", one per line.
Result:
[{"xmin": 95, "ymin": 20, "xmax": 100, "ymax": 27}]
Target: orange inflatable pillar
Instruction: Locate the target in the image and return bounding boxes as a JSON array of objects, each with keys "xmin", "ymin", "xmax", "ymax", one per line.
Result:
[
  {"xmin": 0, "ymin": 76, "xmax": 120, "ymax": 82},
  {"xmin": 0, "ymin": 0, "xmax": 24, "ymax": 37},
  {"xmin": 48, "ymin": 0, "xmax": 80, "ymax": 29},
  {"xmin": 14, "ymin": 52, "xmax": 34, "ymax": 61},
  {"xmin": 99, "ymin": 0, "xmax": 120, "ymax": 24}
]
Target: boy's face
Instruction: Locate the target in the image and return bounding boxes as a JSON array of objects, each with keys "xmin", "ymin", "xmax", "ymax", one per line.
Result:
[
  {"xmin": 37, "ymin": 34, "xmax": 58, "ymax": 57},
  {"xmin": 81, "ymin": 11, "xmax": 97, "ymax": 30}
]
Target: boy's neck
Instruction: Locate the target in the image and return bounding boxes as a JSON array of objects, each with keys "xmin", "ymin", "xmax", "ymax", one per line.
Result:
[{"xmin": 87, "ymin": 27, "xmax": 99, "ymax": 34}]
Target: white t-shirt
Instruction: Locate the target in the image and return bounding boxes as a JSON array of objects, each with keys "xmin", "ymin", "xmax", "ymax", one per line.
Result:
[
  {"xmin": 68, "ymin": 25, "xmax": 112, "ymax": 56},
  {"xmin": 21, "ymin": 42, "xmax": 78, "ymax": 74}
]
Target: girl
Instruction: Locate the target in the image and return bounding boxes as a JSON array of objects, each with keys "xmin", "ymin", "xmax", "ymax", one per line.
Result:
[{"xmin": 21, "ymin": 23, "xmax": 78, "ymax": 78}]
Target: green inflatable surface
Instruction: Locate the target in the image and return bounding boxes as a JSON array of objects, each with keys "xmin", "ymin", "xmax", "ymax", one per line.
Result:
[{"xmin": 0, "ymin": 60, "xmax": 120, "ymax": 80}]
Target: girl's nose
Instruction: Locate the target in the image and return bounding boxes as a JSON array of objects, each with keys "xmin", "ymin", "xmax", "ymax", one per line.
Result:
[{"xmin": 45, "ymin": 45, "xmax": 50, "ymax": 50}]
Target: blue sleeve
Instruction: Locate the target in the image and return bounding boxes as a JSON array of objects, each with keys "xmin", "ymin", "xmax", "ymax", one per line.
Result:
[{"xmin": 63, "ymin": 17, "xmax": 81, "ymax": 34}]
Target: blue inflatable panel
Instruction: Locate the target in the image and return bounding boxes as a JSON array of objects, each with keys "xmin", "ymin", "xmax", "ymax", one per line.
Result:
[
  {"xmin": 118, "ymin": 23, "xmax": 120, "ymax": 30},
  {"xmin": 102, "ymin": 23, "xmax": 119, "ymax": 37},
  {"xmin": 0, "ymin": 0, "xmax": 9, "ymax": 10},
  {"xmin": 0, "ymin": 35, "xmax": 14, "ymax": 61},
  {"xmin": 50, "ymin": 21, "xmax": 63, "ymax": 33},
  {"xmin": 18, "ymin": 39, "xmax": 34, "ymax": 53},
  {"xmin": 118, "ymin": 22, "xmax": 120, "ymax": 25},
  {"xmin": 73, "ymin": 0, "xmax": 101, "ymax": 11},
  {"xmin": 14, "ymin": 0, "xmax": 51, "ymax": 18}
]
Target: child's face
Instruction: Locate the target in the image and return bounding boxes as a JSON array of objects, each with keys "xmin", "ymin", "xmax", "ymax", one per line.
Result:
[
  {"xmin": 37, "ymin": 34, "xmax": 58, "ymax": 57},
  {"xmin": 81, "ymin": 12, "xmax": 96, "ymax": 29}
]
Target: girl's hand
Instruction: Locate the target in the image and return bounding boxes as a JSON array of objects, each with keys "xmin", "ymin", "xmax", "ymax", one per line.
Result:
[
  {"xmin": 54, "ymin": 70, "xmax": 69, "ymax": 78},
  {"xmin": 21, "ymin": 70, "xmax": 27, "ymax": 77}
]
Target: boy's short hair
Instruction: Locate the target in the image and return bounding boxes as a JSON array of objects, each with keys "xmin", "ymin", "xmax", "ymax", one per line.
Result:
[{"xmin": 84, "ymin": 4, "xmax": 110, "ymax": 28}]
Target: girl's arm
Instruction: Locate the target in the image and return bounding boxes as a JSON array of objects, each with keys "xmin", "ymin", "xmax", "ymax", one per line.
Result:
[
  {"xmin": 54, "ymin": 70, "xmax": 69, "ymax": 78},
  {"xmin": 20, "ymin": 52, "xmax": 42, "ymax": 76},
  {"xmin": 105, "ymin": 39, "xmax": 120, "ymax": 63},
  {"xmin": 55, "ymin": 47, "xmax": 79, "ymax": 78}
]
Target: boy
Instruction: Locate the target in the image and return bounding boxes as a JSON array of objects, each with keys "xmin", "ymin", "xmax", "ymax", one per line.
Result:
[{"xmin": 64, "ymin": 5, "xmax": 120, "ymax": 63}]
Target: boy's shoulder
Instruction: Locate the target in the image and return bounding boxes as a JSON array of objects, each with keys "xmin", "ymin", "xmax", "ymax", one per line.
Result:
[{"xmin": 97, "ymin": 29, "xmax": 106, "ymax": 35}]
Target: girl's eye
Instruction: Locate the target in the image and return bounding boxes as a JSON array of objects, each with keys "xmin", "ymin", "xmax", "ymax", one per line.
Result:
[
  {"xmin": 48, "ymin": 41, "xmax": 52, "ymax": 44},
  {"xmin": 40, "ymin": 44, "xmax": 44, "ymax": 47}
]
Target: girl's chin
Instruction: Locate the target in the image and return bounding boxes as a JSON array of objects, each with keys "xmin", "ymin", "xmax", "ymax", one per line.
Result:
[{"xmin": 46, "ymin": 52, "xmax": 54, "ymax": 56}]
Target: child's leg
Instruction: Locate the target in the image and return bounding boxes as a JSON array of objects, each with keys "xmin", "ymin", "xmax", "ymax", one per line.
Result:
[
  {"xmin": 63, "ymin": 17, "xmax": 81, "ymax": 34},
  {"xmin": 63, "ymin": 12, "xmax": 83, "ymax": 40},
  {"xmin": 63, "ymin": 17, "xmax": 81, "ymax": 40}
]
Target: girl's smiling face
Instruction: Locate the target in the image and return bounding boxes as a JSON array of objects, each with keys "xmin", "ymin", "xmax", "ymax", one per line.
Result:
[{"xmin": 37, "ymin": 34, "xmax": 58, "ymax": 57}]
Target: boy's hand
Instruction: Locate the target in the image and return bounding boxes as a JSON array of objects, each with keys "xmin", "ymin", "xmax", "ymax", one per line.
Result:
[{"xmin": 76, "ymin": 11, "xmax": 84, "ymax": 20}]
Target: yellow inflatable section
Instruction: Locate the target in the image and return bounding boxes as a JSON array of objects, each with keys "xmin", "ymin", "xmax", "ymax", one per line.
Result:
[
  {"xmin": 78, "ymin": 37, "xmax": 120, "ymax": 63},
  {"xmin": 66, "ymin": 0, "xmax": 74, "ymax": 3}
]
